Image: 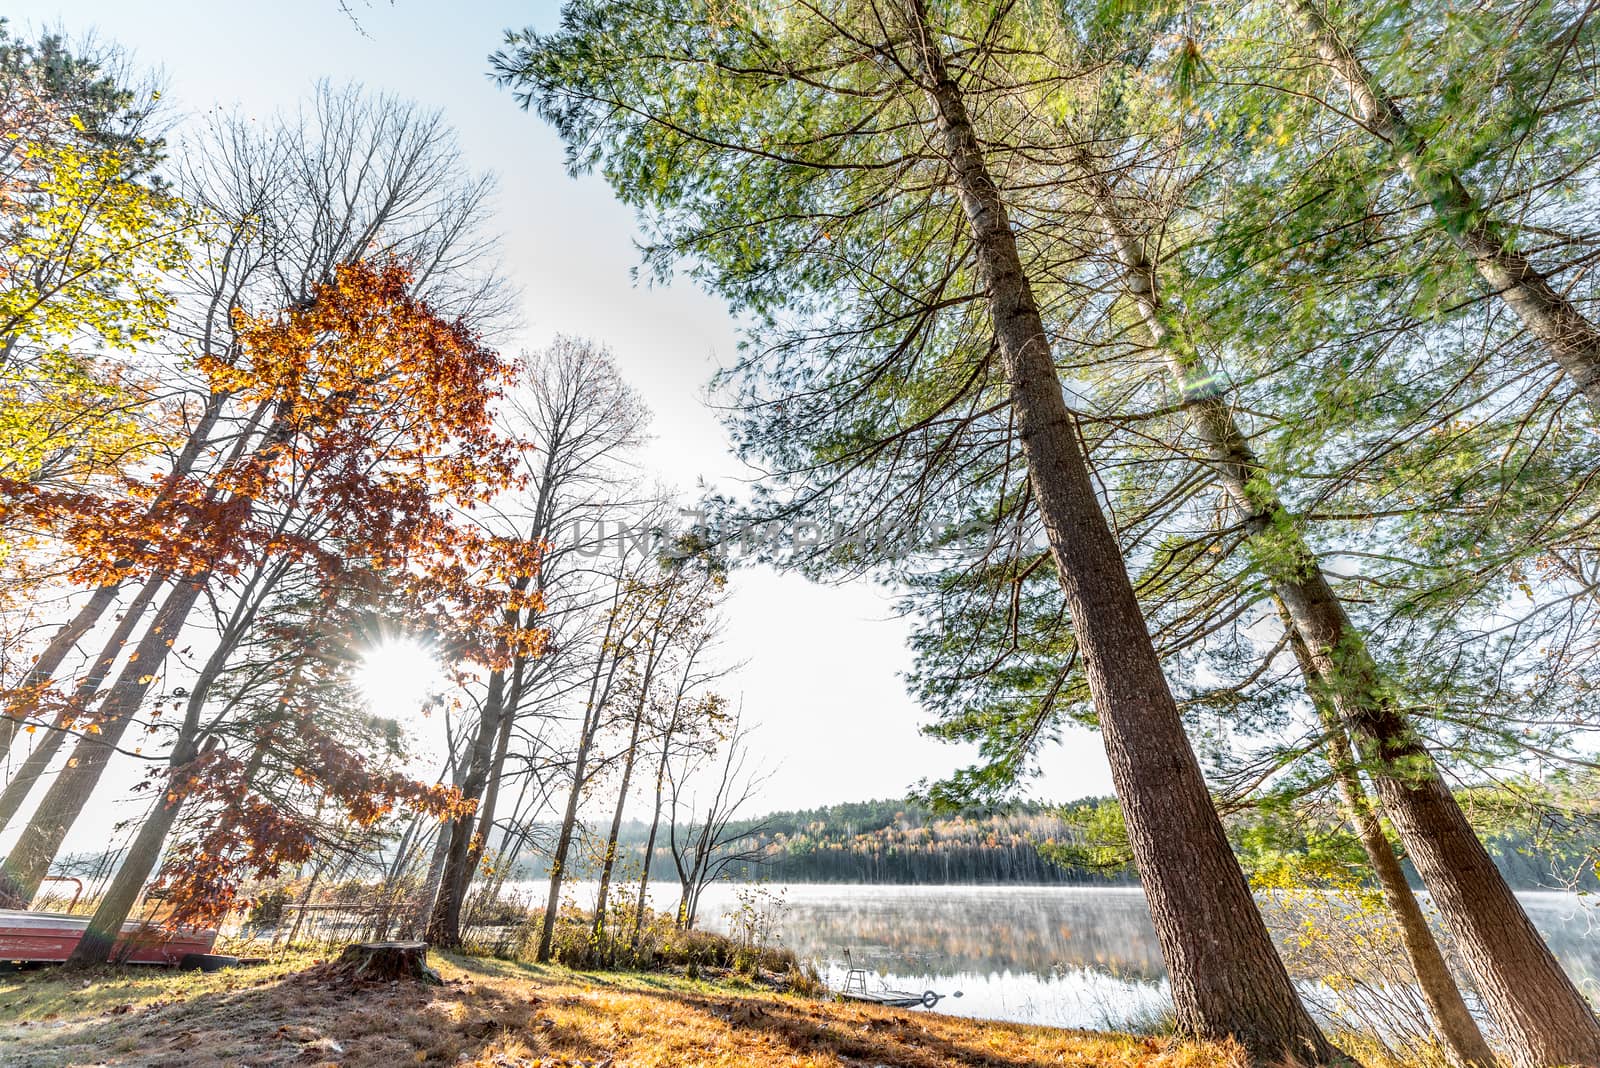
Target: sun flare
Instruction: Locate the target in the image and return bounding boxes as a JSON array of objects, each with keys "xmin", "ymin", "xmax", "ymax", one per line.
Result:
[{"xmin": 354, "ymin": 638, "xmax": 443, "ymax": 717}]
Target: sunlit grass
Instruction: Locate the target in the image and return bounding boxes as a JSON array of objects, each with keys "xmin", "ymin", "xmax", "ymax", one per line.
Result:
[
  {"xmin": 0, "ymin": 950, "xmax": 1247, "ymax": 1067},
  {"xmin": 0, "ymin": 951, "xmax": 321, "ymax": 1025}
]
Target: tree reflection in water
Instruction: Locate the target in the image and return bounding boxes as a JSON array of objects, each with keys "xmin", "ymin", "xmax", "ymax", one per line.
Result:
[{"xmin": 539, "ymin": 883, "xmax": 1600, "ymax": 1032}]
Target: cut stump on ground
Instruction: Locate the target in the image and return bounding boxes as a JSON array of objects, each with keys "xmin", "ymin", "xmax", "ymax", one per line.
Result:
[{"xmin": 327, "ymin": 941, "xmax": 442, "ymax": 985}]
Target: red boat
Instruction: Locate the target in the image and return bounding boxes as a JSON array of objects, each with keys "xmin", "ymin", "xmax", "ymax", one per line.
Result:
[{"xmin": 0, "ymin": 907, "xmax": 219, "ymax": 965}]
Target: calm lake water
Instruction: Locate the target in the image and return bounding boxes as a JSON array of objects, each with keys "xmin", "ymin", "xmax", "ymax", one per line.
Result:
[{"xmin": 548, "ymin": 882, "xmax": 1600, "ymax": 1036}]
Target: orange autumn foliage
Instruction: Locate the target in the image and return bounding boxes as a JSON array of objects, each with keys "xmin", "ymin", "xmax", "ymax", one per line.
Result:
[
  {"xmin": 4, "ymin": 260, "xmax": 528, "ymax": 587},
  {"xmin": 150, "ymin": 723, "xmax": 472, "ymax": 928},
  {"xmin": 13, "ymin": 261, "xmax": 553, "ymax": 925}
]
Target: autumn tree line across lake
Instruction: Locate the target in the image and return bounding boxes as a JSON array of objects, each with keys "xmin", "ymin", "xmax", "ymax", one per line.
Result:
[
  {"xmin": 6, "ymin": 1, "xmax": 1600, "ymax": 1066},
  {"xmin": 486, "ymin": 795, "xmax": 1593, "ymax": 891}
]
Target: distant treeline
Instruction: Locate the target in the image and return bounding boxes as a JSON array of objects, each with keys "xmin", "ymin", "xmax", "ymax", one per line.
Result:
[
  {"xmin": 518, "ymin": 797, "xmax": 1138, "ymax": 885},
  {"xmin": 704, "ymin": 797, "xmax": 1138, "ymax": 884},
  {"xmin": 511, "ymin": 793, "xmax": 1599, "ymax": 891}
]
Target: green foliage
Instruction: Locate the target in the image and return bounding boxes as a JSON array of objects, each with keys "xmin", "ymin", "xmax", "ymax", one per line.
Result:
[
  {"xmin": 497, "ymin": 0, "xmax": 1600, "ymax": 815},
  {"xmin": 1037, "ymin": 798, "xmax": 1135, "ymax": 875},
  {"xmin": 0, "ymin": 23, "xmax": 190, "ymax": 496}
]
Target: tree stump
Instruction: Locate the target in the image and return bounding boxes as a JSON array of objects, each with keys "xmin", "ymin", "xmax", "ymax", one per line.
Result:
[{"xmin": 328, "ymin": 941, "xmax": 442, "ymax": 985}]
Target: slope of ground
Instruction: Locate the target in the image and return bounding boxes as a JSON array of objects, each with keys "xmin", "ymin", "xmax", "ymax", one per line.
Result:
[{"xmin": 0, "ymin": 951, "xmax": 1242, "ymax": 1067}]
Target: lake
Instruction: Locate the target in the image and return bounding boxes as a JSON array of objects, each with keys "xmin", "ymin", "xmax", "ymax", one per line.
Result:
[{"xmin": 549, "ymin": 881, "xmax": 1600, "ymax": 1038}]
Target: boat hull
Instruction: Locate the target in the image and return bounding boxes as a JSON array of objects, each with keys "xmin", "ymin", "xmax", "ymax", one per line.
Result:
[{"xmin": 0, "ymin": 908, "xmax": 218, "ymax": 965}]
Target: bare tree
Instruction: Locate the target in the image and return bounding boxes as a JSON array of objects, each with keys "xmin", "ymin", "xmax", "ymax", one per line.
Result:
[
  {"xmin": 591, "ymin": 558, "xmax": 726, "ymax": 942},
  {"xmin": 666, "ymin": 710, "xmax": 772, "ymax": 930},
  {"xmin": 424, "ymin": 337, "xmax": 650, "ymax": 947}
]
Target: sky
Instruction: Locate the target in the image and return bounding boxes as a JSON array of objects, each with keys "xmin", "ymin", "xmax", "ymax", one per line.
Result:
[{"xmin": 3, "ymin": 0, "xmax": 1116, "ymax": 839}]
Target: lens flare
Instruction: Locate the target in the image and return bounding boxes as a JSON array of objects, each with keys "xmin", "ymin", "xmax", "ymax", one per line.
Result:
[{"xmin": 354, "ymin": 638, "xmax": 442, "ymax": 717}]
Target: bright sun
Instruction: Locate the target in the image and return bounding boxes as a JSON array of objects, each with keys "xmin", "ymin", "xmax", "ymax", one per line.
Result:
[{"xmin": 354, "ymin": 639, "xmax": 444, "ymax": 717}]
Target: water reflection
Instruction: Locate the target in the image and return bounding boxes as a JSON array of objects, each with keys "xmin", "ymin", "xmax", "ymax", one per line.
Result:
[
  {"xmin": 675, "ymin": 884, "xmax": 1600, "ymax": 1032},
  {"xmin": 528, "ymin": 881, "xmax": 1600, "ymax": 1031},
  {"xmin": 721, "ymin": 885, "xmax": 1166, "ymax": 980}
]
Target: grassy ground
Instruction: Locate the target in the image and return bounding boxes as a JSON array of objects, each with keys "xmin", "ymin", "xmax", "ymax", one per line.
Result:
[{"xmin": 0, "ymin": 951, "xmax": 1246, "ymax": 1067}]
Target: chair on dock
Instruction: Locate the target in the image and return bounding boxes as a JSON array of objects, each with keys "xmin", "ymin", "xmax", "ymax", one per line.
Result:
[{"xmin": 842, "ymin": 948, "xmax": 870, "ymax": 997}]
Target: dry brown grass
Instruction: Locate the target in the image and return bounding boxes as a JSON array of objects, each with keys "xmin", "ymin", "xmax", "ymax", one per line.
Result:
[{"xmin": 0, "ymin": 951, "xmax": 1245, "ymax": 1068}]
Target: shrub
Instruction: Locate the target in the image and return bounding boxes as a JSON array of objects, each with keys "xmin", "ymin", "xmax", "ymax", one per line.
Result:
[{"xmin": 509, "ymin": 903, "xmax": 805, "ymax": 987}]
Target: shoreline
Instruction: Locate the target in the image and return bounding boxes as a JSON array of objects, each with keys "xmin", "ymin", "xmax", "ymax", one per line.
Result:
[{"xmin": 0, "ymin": 950, "xmax": 1243, "ymax": 1067}]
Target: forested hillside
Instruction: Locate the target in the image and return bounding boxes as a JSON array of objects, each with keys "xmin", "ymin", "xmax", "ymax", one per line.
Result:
[
  {"xmin": 511, "ymin": 798, "xmax": 1133, "ymax": 884},
  {"xmin": 713, "ymin": 799, "xmax": 1103, "ymax": 884},
  {"xmin": 522, "ymin": 793, "xmax": 1600, "ymax": 890}
]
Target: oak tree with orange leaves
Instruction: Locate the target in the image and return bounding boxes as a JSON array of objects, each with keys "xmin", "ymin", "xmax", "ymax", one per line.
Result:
[{"xmin": 0, "ymin": 260, "xmax": 539, "ymax": 941}]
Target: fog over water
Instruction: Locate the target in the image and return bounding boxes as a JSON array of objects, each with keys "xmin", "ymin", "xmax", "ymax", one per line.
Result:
[{"xmin": 535, "ymin": 882, "xmax": 1600, "ymax": 1035}]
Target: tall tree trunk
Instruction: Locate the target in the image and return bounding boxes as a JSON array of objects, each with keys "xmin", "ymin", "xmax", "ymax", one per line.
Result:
[
  {"xmin": 900, "ymin": 7, "xmax": 1336, "ymax": 1060},
  {"xmin": 1279, "ymin": 609, "xmax": 1495, "ymax": 1067},
  {"xmin": 434, "ymin": 702, "xmax": 517, "ymax": 943},
  {"xmin": 1290, "ymin": 0, "xmax": 1600, "ymax": 412},
  {"xmin": 591, "ymin": 700, "xmax": 645, "ymax": 944},
  {"xmin": 1288, "ymin": 571, "xmax": 1599, "ymax": 1067},
  {"xmin": 1080, "ymin": 153, "xmax": 1597, "ymax": 1067},
  {"xmin": 62, "ymin": 589, "xmax": 301, "ymax": 963},
  {"xmin": 64, "ymin": 550, "xmax": 311, "ymax": 962},
  {"xmin": 406, "ymin": 821, "xmax": 451, "ymax": 940},
  {"xmin": 66, "ymin": 737, "xmax": 215, "ymax": 964},
  {"xmin": 426, "ymin": 672, "xmax": 506, "ymax": 948},
  {"xmin": 432, "ymin": 576, "xmax": 543, "ymax": 948},
  {"xmin": 0, "ymin": 394, "xmax": 269, "ymax": 902},
  {"xmin": 630, "ymin": 730, "xmax": 673, "ymax": 949},
  {"xmin": 536, "ymin": 583, "xmax": 626, "ymax": 963},
  {"xmin": 0, "ymin": 393, "xmax": 230, "ymax": 763},
  {"xmin": 0, "ymin": 583, "xmax": 122, "ymax": 762},
  {"xmin": 0, "ymin": 573, "xmax": 164, "ymax": 842},
  {"xmin": 1333, "ymin": 734, "xmax": 1497, "ymax": 1068},
  {"xmin": 0, "ymin": 575, "xmax": 205, "ymax": 905},
  {"xmin": 461, "ymin": 652, "xmax": 530, "ymax": 893},
  {"xmin": 535, "ymin": 719, "xmax": 596, "ymax": 963}
]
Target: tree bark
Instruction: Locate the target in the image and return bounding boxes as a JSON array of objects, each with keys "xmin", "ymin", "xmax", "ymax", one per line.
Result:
[
  {"xmin": 535, "ymin": 718, "xmax": 596, "ymax": 963},
  {"xmin": 630, "ymin": 728, "xmax": 674, "ymax": 949},
  {"xmin": 70, "ymin": 731, "xmax": 240, "ymax": 964},
  {"xmin": 0, "ymin": 393, "xmax": 229, "ymax": 763},
  {"xmin": 1287, "ymin": 573, "xmax": 1600, "ymax": 1068},
  {"xmin": 426, "ymin": 671, "xmax": 506, "ymax": 948},
  {"xmin": 901, "ymin": 6, "xmax": 1337, "ymax": 1061},
  {"xmin": 68, "ymin": 565, "xmax": 320, "ymax": 961},
  {"xmin": 406, "ymin": 820, "xmax": 451, "ymax": 940},
  {"xmin": 0, "ymin": 575, "xmax": 205, "ymax": 905},
  {"xmin": 1080, "ymin": 153, "xmax": 1595, "ymax": 1066},
  {"xmin": 67, "ymin": 757, "xmax": 191, "ymax": 964},
  {"xmin": 592, "ymin": 698, "xmax": 645, "ymax": 945},
  {"xmin": 536, "ymin": 582, "xmax": 627, "ymax": 963},
  {"xmin": 460, "ymin": 656, "xmax": 526, "ymax": 891},
  {"xmin": 0, "ymin": 573, "xmax": 163, "ymax": 842},
  {"xmin": 66, "ymin": 616, "xmax": 288, "ymax": 962},
  {"xmin": 1335, "ymin": 740, "xmax": 1496, "ymax": 1067},
  {"xmin": 1278, "ymin": 608, "xmax": 1495, "ymax": 1067},
  {"xmin": 0, "ymin": 583, "xmax": 121, "ymax": 763},
  {"xmin": 1291, "ymin": 0, "xmax": 1600, "ymax": 412}
]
